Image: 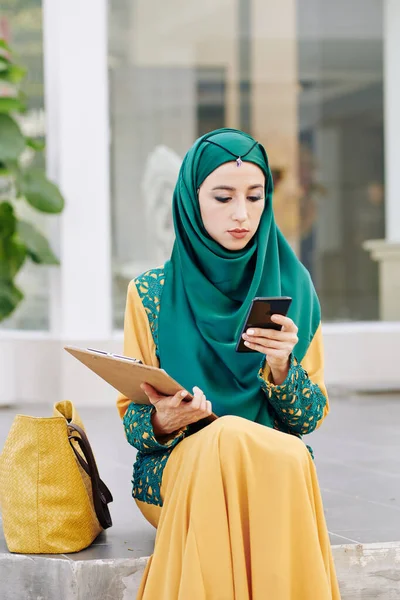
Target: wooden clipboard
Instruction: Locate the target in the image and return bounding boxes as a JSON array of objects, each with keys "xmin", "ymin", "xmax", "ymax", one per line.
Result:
[{"xmin": 64, "ymin": 346, "xmax": 218, "ymax": 422}]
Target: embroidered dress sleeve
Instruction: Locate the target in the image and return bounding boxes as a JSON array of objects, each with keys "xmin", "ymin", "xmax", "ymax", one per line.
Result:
[
  {"xmin": 258, "ymin": 324, "xmax": 329, "ymax": 435},
  {"xmin": 117, "ymin": 272, "xmax": 187, "ymax": 453},
  {"xmin": 117, "ymin": 269, "xmax": 188, "ymax": 507},
  {"xmin": 116, "ymin": 279, "xmax": 159, "ymax": 419},
  {"xmin": 123, "ymin": 402, "xmax": 186, "ymax": 454}
]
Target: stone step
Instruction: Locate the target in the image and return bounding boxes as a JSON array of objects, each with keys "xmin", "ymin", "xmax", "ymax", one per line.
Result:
[
  {"xmin": 1, "ymin": 401, "xmax": 400, "ymax": 599},
  {"xmin": 1, "ymin": 542, "xmax": 399, "ymax": 600}
]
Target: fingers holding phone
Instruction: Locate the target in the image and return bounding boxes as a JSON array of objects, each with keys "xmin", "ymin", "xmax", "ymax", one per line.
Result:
[
  {"xmin": 236, "ymin": 296, "xmax": 298, "ymax": 385},
  {"xmin": 242, "ymin": 315, "xmax": 298, "ymax": 358},
  {"xmin": 236, "ymin": 296, "xmax": 293, "ymax": 353}
]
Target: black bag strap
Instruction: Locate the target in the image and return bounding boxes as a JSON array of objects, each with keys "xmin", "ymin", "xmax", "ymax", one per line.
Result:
[
  {"xmin": 68, "ymin": 423, "xmax": 113, "ymax": 530},
  {"xmin": 68, "ymin": 435, "xmax": 113, "ymax": 504}
]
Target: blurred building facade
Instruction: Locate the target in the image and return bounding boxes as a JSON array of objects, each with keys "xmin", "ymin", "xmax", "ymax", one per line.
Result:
[{"xmin": 0, "ymin": 0, "xmax": 399, "ymax": 404}]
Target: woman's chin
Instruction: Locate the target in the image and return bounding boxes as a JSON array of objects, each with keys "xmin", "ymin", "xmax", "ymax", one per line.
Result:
[{"xmin": 217, "ymin": 236, "xmax": 252, "ymax": 251}]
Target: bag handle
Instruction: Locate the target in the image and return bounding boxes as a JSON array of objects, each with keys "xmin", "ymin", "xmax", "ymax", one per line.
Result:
[{"xmin": 68, "ymin": 423, "xmax": 113, "ymax": 530}]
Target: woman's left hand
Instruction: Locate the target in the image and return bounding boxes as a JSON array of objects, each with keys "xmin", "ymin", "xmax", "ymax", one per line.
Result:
[{"xmin": 242, "ymin": 315, "xmax": 298, "ymax": 385}]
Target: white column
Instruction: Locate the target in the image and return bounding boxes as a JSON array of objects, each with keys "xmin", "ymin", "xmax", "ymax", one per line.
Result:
[
  {"xmin": 363, "ymin": 0, "xmax": 400, "ymax": 320},
  {"xmin": 383, "ymin": 0, "xmax": 400, "ymax": 242},
  {"xmin": 43, "ymin": 0, "xmax": 112, "ymax": 340}
]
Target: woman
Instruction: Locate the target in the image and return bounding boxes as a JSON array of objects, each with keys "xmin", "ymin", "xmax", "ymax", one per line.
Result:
[{"xmin": 117, "ymin": 129, "xmax": 340, "ymax": 599}]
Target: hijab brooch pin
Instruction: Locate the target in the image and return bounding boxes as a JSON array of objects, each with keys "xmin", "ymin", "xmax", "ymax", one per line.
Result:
[{"xmin": 204, "ymin": 138, "xmax": 258, "ymax": 168}]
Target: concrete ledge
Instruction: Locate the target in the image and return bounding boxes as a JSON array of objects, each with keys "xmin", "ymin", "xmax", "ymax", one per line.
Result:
[
  {"xmin": 332, "ymin": 542, "xmax": 400, "ymax": 599},
  {"xmin": 0, "ymin": 552, "xmax": 148, "ymax": 600},
  {"xmin": 1, "ymin": 542, "xmax": 399, "ymax": 600}
]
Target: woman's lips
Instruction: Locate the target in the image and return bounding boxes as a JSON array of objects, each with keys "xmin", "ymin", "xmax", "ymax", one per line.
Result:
[{"xmin": 228, "ymin": 229, "xmax": 249, "ymax": 239}]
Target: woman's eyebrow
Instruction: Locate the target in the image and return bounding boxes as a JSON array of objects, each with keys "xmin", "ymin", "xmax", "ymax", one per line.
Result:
[
  {"xmin": 211, "ymin": 184, "xmax": 264, "ymax": 191},
  {"xmin": 212, "ymin": 185, "xmax": 236, "ymax": 191}
]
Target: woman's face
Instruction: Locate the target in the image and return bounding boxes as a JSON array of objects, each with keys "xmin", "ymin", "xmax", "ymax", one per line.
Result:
[{"xmin": 198, "ymin": 161, "xmax": 265, "ymax": 250}]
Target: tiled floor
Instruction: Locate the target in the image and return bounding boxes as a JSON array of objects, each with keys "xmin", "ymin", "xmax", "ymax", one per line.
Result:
[
  {"xmin": 1, "ymin": 392, "xmax": 400, "ymax": 559},
  {"xmin": 312, "ymin": 391, "xmax": 400, "ymax": 546}
]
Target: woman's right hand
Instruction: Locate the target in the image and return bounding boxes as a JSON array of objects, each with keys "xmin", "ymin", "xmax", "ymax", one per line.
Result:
[{"xmin": 140, "ymin": 383, "xmax": 213, "ymax": 437}]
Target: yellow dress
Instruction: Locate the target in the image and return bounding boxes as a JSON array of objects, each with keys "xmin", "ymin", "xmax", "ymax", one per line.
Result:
[{"xmin": 118, "ymin": 271, "xmax": 341, "ymax": 600}]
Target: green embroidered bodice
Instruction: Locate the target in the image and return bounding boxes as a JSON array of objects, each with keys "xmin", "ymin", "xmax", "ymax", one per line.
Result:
[{"xmin": 124, "ymin": 267, "xmax": 326, "ymax": 506}]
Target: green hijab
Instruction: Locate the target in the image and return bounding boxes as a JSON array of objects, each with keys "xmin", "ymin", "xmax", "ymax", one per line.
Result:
[{"xmin": 158, "ymin": 128, "xmax": 320, "ymax": 426}]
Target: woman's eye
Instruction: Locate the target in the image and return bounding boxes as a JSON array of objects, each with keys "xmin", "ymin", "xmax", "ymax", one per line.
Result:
[
  {"xmin": 248, "ymin": 196, "xmax": 263, "ymax": 202},
  {"xmin": 215, "ymin": 196, "xmax": 231, "ymax": 203}
]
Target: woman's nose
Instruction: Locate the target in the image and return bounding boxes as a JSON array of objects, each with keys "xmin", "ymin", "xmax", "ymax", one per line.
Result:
[{"xmin": 233, "ymin": 200, "xmax": 248, "ymax": 223}]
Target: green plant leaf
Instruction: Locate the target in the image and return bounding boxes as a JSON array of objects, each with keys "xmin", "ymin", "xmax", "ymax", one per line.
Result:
[
  {"xmin": 21, "ymin": 169, "xmax": 64, "ymax": 214},
  {"xmin": 2, "ymin": 161, "xmax": 20, "ymax": 194},
  {"xmin": 0, "ymin": 114, "xmax": 26, "ymax": 161},
  {"xmin": 0, "ymin": 276, "xmax": 23, "ymax": 321},
  {"xmin": 0, "ymin": 96, "xmax": 26, "ymax": 113},
  {"xmin": 17, "ymin": 220, "xmax": 59, "ymax": 265},
  {"xmin": 10, "ymin": 239, "xmax": 27, "ymax": 276},
  {"xmin": 1, "ymin": 64, "xmax": 26, "ymax": 85},
  {"xmin": 0, "ymin": 203, "xmax": 27, "ymax": 281},
  {"xmin": 0, "ymin": 40, "xmax": 12, "ymax": 53},
  {"xmin": 0, "ymin": 202, "xmax": 16, "ymax": 238},
  {"xmin": 0, "ymin": 57, "xmax": 10, "ymax": 72},
  {"xmin": 0, "ymin": 234, "xmax": 27, "ymax": 279},
  {"xmin": 26, "ymin": 137, "xmax": 45, "ymax": 151}
]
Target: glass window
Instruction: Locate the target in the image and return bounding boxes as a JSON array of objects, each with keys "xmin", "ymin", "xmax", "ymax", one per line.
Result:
[
  {"xmin": 1, "ymin": 0, "xmax": 49, "ymax": 330},
  {"xmin": 297, "ymin": 0, "xmax": 384, "ymax": 320},
  {"xmin": 109, "ymin": 0, "xmax": 384, "ymax": 328}
]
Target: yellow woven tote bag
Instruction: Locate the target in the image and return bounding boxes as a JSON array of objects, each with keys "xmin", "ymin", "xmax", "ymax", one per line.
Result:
[{"xmin": 0, "ymin": 400, "xmax": 113, "ymax": 554}]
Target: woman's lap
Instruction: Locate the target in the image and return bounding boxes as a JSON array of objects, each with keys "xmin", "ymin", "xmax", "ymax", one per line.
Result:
[
  {"xmin": 135, "ymin": 416, "xmax": 339, "ymax": 599},
  {"xmin": 136, "ymin": 415, "xmax": 310, "ymax": 529}
]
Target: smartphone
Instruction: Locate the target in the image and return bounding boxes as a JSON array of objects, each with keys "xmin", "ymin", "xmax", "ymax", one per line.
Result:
[{"xmin": 235, "ymin": 296, "xmax": 293, "ymax": 353}]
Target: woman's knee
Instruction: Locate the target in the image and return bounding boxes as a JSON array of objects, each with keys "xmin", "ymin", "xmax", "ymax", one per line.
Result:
[
  {"xmin": 205, "ymin": 415, "xmax": 268, "ymax": 450},
  {"xmin": 195, "ymin": 416, "xmax": 251, "ymax": 451},
  {"xmin": 208, "ymin": 415, "xmax": 250, "ymax": 437},
  {"xmin": 206, "ymin": 415, "xmax": 309, "ymax": 468}
]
